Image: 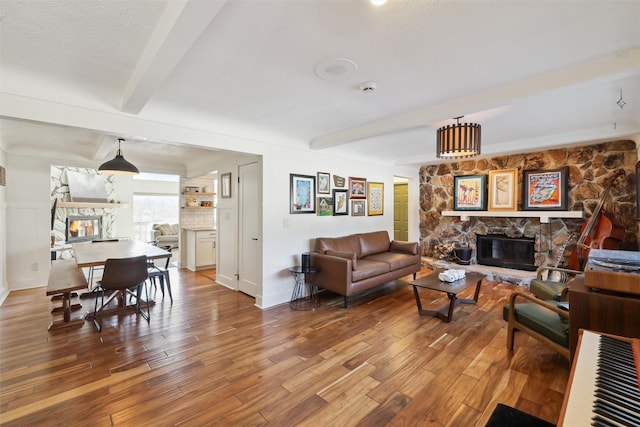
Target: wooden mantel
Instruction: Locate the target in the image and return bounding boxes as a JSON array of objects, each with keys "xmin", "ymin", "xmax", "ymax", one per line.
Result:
[
  {"xmin": 441, "ymin": 210, "xmax": 583, "ymax": 224},
  {"xmin": 57, "ymin": 201, "xmax": 130, "ymax": 209}
]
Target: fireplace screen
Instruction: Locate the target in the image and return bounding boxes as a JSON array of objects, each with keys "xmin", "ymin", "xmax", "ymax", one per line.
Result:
[
  {"xmin": 66, "ymin": 216, "xmax": 102, "ymax": 243},
  {"xmin": 476, "ymin": 234, "xmax": 536, "ymax": 271}
]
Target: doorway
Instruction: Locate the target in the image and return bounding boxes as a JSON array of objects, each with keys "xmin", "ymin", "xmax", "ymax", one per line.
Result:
[
  {"xmin": 394, "ymin": 178, "xmax": 409, "ymax": 241},
  {"xmin": 237, "ymin": 162, "xmax": 261, "ymax": 297}
]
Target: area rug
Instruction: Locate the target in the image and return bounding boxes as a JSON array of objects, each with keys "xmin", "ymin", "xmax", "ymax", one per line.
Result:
[{"xmin": 485, "ymin": 403, "xmax": 555, "ymax": 427}]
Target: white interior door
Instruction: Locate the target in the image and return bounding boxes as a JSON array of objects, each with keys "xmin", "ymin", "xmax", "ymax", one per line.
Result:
[{"xmin": 238, "ymin": 162, "xmax": 260, "ymax": 297}]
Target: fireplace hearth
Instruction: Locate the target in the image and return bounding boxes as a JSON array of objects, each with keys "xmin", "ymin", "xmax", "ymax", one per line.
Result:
[
  {"xmin": 476, "ymin": 234, "xmax": 536, "ymax": 271},
  {"xmin": 66, "ymin": 215, "xmax": 102, "ymax": 243}
]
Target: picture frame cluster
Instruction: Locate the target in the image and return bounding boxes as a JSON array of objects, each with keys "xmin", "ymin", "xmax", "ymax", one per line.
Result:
[
  {"xmin": 453, "ymin": 167, "xmax": 569, "ymax": 212},
  {"xmin": 290, "ymin": 172, "xmax": 384, "ymax": 216}
]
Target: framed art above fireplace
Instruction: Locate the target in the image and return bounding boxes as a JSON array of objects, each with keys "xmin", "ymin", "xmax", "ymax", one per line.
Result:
[{"xmin": 522, "ymin": 167, "xmax": 568, "ymax": 210}]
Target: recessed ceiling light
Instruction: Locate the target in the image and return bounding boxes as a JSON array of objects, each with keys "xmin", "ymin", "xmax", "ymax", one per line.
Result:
[
  {"xmin": 314, "ymin": 58, "xmax": 358, "ymax": 81},
  {"xmin": 370, "ymin": 0, "xmax": 388, "ymax": 5}
]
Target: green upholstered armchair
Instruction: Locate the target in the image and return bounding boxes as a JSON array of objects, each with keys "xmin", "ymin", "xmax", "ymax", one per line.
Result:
[
  {"xmin": 529, "ymin": 265, "xmax": 581, "ymax": 301},
  {"xmin": 504, "ymin": 288, "xmax": 570, "ymax": 360}
]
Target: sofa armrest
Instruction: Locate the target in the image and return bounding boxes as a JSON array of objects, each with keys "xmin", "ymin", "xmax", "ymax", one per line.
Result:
[
  {"xmin": 310, "ymin": 252, "xmax": 351, "ymax": 295},
  {"xmin": 389, "ymin": 240, "xmax": 418, "ymax": 255}
]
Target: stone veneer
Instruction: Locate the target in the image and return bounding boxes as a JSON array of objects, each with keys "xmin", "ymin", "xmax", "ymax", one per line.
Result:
[
  {"xmin": 51, "ymin": 166, "xmax": 118, "ymax": 259},
  {"xmin": 419, "ymin": 140, "xmax": 638, "ymax": 268}
]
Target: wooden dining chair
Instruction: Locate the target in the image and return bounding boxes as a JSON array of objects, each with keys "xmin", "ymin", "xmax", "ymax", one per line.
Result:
[
  {"xmin": 92, "ymin": 255, "xmax": 149, "ymax": 332},
  {"xmin": 147, "ymin": 244, "xmax": 173, "ymax": 302}
]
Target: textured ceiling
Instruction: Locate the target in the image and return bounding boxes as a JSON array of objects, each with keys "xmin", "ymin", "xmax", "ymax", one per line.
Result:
[{"xmin": 1, "ymin": 0, "xmax": 639, "ymax": 172}]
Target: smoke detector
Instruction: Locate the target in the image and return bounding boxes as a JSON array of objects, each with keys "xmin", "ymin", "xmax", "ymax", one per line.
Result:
[{"xmin": 360, "ymin": 82, "xmax": 377, "ymax": 92}]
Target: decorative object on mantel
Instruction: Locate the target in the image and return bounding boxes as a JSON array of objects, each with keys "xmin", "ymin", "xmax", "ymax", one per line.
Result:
[
  {"xmin": 98, "ymin": 138, "xmax": 139, "ymax": 175},
  {"xmin": 488, "ymin": 168, "xmax": 518, "ymax": 212},
  {"xmin": 436, "ymin": 116, "xmax": 481, "ymax": 159},
  {"xmin": 522, "ymin": 167, "xmax": 568, "ymax": 211},
  {"xmin": 454, "ymin": 175, "xmax": 486, "ymax": 211}
]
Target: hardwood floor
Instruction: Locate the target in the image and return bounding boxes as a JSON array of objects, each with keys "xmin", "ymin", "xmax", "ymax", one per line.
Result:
[{"xmin": 0, "ymin": 267, "xmax": 570, "ymax": 426}]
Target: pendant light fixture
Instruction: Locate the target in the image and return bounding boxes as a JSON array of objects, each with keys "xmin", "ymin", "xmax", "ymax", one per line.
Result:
[
  {"xmin": 98, "ymin": 138, "xmax": 139, "ymax": 175},
  {"xmin": 436, "ymin": 116, "xmax": 481, "ymax": 159}
]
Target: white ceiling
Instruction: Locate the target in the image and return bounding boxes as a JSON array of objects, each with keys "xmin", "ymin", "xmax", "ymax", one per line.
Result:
[{"xmin": 1, "ymin": 0, "xmax": 639, "ymax": 172}]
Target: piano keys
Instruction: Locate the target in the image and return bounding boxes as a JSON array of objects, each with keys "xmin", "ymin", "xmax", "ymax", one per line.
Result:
[{"xmin": 558, "ymin": 330, "xmax": 640, "ymax": 426}]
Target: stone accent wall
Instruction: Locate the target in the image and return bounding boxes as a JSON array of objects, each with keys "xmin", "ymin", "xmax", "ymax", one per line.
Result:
[
  {"xmin": 51, "ymin": 166, "xmax": 117, "ymax": 259},
  {"xmin": 419, "ymin": 140, "xmax": 638, "ymax": 267}
]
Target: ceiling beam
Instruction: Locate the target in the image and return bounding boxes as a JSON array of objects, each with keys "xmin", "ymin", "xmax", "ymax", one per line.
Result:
[
  {"xmin": 91, "ymin": 134, "xmax": 115, "ymax": 161},
  {"xmin": 310, "ymin": 48, "xmax": 640, "ymax": 150},
  {"xmin": 120, "ymin": 0, "xmax": 228, "ymax": 114}
]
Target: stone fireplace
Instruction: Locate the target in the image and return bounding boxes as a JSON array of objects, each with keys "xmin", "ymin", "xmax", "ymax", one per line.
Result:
[
  {"xmin": 51, "ymin": 166, "xmax": 117, "ymax": 258},
  {"xmin": 419, "ymin": 140, "xmax": 638, "ymax": 270}
]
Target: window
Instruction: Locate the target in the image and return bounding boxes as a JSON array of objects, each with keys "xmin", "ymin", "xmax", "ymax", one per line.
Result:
[{"xmin": 133, "ymin": 195, "xmax": 179, "ymax": 242}]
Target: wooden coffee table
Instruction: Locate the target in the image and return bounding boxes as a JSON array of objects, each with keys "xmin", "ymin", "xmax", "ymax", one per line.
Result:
[{"xmin": 408, "ymin": 270, "xmax": 486, "ymax": 322}]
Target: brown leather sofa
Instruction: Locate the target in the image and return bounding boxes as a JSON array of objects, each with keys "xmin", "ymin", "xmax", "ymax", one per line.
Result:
[{"xmin": 310, "ymin": 230, "xmax": 421, "ymax": 307}]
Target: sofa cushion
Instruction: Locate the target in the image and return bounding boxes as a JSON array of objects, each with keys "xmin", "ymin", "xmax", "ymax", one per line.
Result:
[
  {"xmin": 351, "ymin": 259, "xmax": 391, "ymax": 282},
  {"xmin": 389, "ymin": 240, "xmax": 418, "ymax": 255},
  {"xmin": 315, "ymin": 235, "xmax": 361, "ymax": 258},
  {"xmin": 358, "ymin": 231, "xmax": 390, "ymax": 257},
  {"xmin": 326, "ymin": 250, "xmax": 357, "ymax": 269},
  {"xmin": 154, "ymin": 223, "xmax": 178, "ymax": 236},
  {"xmin": 364, "ymin": 252, "xmax": 420, "ymax": 271}
]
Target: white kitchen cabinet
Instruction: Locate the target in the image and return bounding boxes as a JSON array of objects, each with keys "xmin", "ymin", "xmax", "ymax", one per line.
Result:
[{"xmin": 185, "ymin": 229, "xmax": 216, "ymax": 271}]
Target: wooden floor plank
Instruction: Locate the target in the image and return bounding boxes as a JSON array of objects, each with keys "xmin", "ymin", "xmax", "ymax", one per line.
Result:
[{"xmin": 0, "ymin": 267, "xmax": 571, "ymax": 426}]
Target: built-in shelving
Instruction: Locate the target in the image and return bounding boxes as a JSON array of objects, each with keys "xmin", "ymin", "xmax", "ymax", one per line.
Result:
[
  {"xmin": 441, "ymin": 210, "xmax": 583, "ymax": 224},
  {"xmin": 58, "ymin": 201, "xmax": 130, "ymax": 209},
  {"xmin": 182, "ymin": 191, "xmax": 215, "ymax": 209}
]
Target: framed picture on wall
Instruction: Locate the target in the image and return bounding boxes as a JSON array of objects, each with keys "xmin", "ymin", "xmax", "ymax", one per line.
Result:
[
  {"xmin": 348, "ymin": 177, "xmax": 366, "ymax": 199},
  {"xmin": 317, "ymin": 172, "xmax": 330, "ymax": 194},
  {"xmin": 488, "ymin": 168, "xmax": 518, "ymax": 211},
  {"xmin": 317, "ymin": 196, "xmax": 333, "ymax": 216},
  {"xmin": 333, "ymin": 189, "xmax": 349, "ymax": 215},
  {"xmin": 221, "ymin": 172, "xmax": 232, "ymax": 198},
  {"xmin": 367, "ymin": 182, "xmax": 384, "ymax": 215},
  {"xmin": 454, "ymin": 175, "xmax": 486, "ymax": 210},
  {"xmin": 351, "ymin": 200, "xmax": 365, "ymax": 216},
  {"xmin": 522, "ymin": 167, "xmax": 568, "ymax": 210},
  {"xmin": 290, "ymin": 174, "xmax": 316, "ymax": 214}
]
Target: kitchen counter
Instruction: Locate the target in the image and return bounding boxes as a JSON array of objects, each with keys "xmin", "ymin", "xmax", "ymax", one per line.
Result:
[{"xmin": 182, "ymin": 227, "xmax": 215, "ymax": 232}]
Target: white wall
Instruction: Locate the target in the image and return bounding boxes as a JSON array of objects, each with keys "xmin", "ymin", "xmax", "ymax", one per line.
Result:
[
  {"xmin": 5, "ymin": 155, "xmax": 52, "ymax": 290},
  {"xmin": 0, "ymin": 147, "xmax": 7, "ymax": 304},
  {"xmin": 0, "ymin": 95, "xmax": 420, "ymax": 306},
  {"xmin": 1, "ymin": 147, "xmax": 419, "ymax": 306}
]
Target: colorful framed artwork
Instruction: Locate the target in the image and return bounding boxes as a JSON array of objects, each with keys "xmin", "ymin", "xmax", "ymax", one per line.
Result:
[
  {"xmin": 351, "ymin": 200, "xmax": 365, "ymax": 216},
  {"xmin": 290, "ymin": 173, "xmax": 316, "ymax": 214},
  {"xmin": 221, "ymin": 172, "xmax": 232, "ymax": 198},
  {"xmin": 488, "ymin": 168, "xmax": 518, "ymax": 211},
  {"xmin": 317, "ymin": 172, "xmax": 330, "ymax": 194},
  {"xmin": 333, "ymin": 189, "xmax": 349, "ymax": 215},
  {"xmin": 522, "ymin": 167, "xmax": 568, "ymax": 210},
  {"xmin": 454, "ymin": 175, "xmax": 486, "ymax": 211},
  {"xmin": 317, "ymin": 196, "xmax": 333, "ymax": 216},
  {"xmin": 348, "ymin": 177, "xmax": 366, "ymax": 199},
  {"xmin": 367, "ymin": 182, "xmax": 384, "ymax": 216}
]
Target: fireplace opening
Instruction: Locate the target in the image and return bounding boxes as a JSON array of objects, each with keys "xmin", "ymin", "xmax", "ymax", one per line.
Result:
[
  {"xmin": 476, "ymin": 234, "xmax": 536, "ymax": 271},
  {"xmin": 66, "ymin": 215, "xmax": 102, "ymax": 243}
]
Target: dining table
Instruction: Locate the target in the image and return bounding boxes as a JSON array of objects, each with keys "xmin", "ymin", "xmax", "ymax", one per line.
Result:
[{"xmin": 72, "ymin": 239, "xmax": 172, "ymax": 321}]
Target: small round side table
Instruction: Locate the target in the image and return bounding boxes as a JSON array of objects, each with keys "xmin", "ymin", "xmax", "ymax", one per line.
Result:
[{"xmin": 288, "ymin": 266, "xmax": 320, "ymax": 310}]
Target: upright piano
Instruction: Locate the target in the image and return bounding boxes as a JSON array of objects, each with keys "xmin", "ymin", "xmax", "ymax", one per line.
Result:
[{"xmin": 558, "ymin": 329, "xmax": 640, "ymax": 426}]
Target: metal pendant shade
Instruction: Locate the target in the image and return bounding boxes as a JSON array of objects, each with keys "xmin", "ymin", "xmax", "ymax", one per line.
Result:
[
  {"xmin": 98, "ymin": 138, "xmax": 139, "ymax": 175},
  {"xmin": 436, "ymin": 117, "xmax": 481, "ymax": 159}
]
